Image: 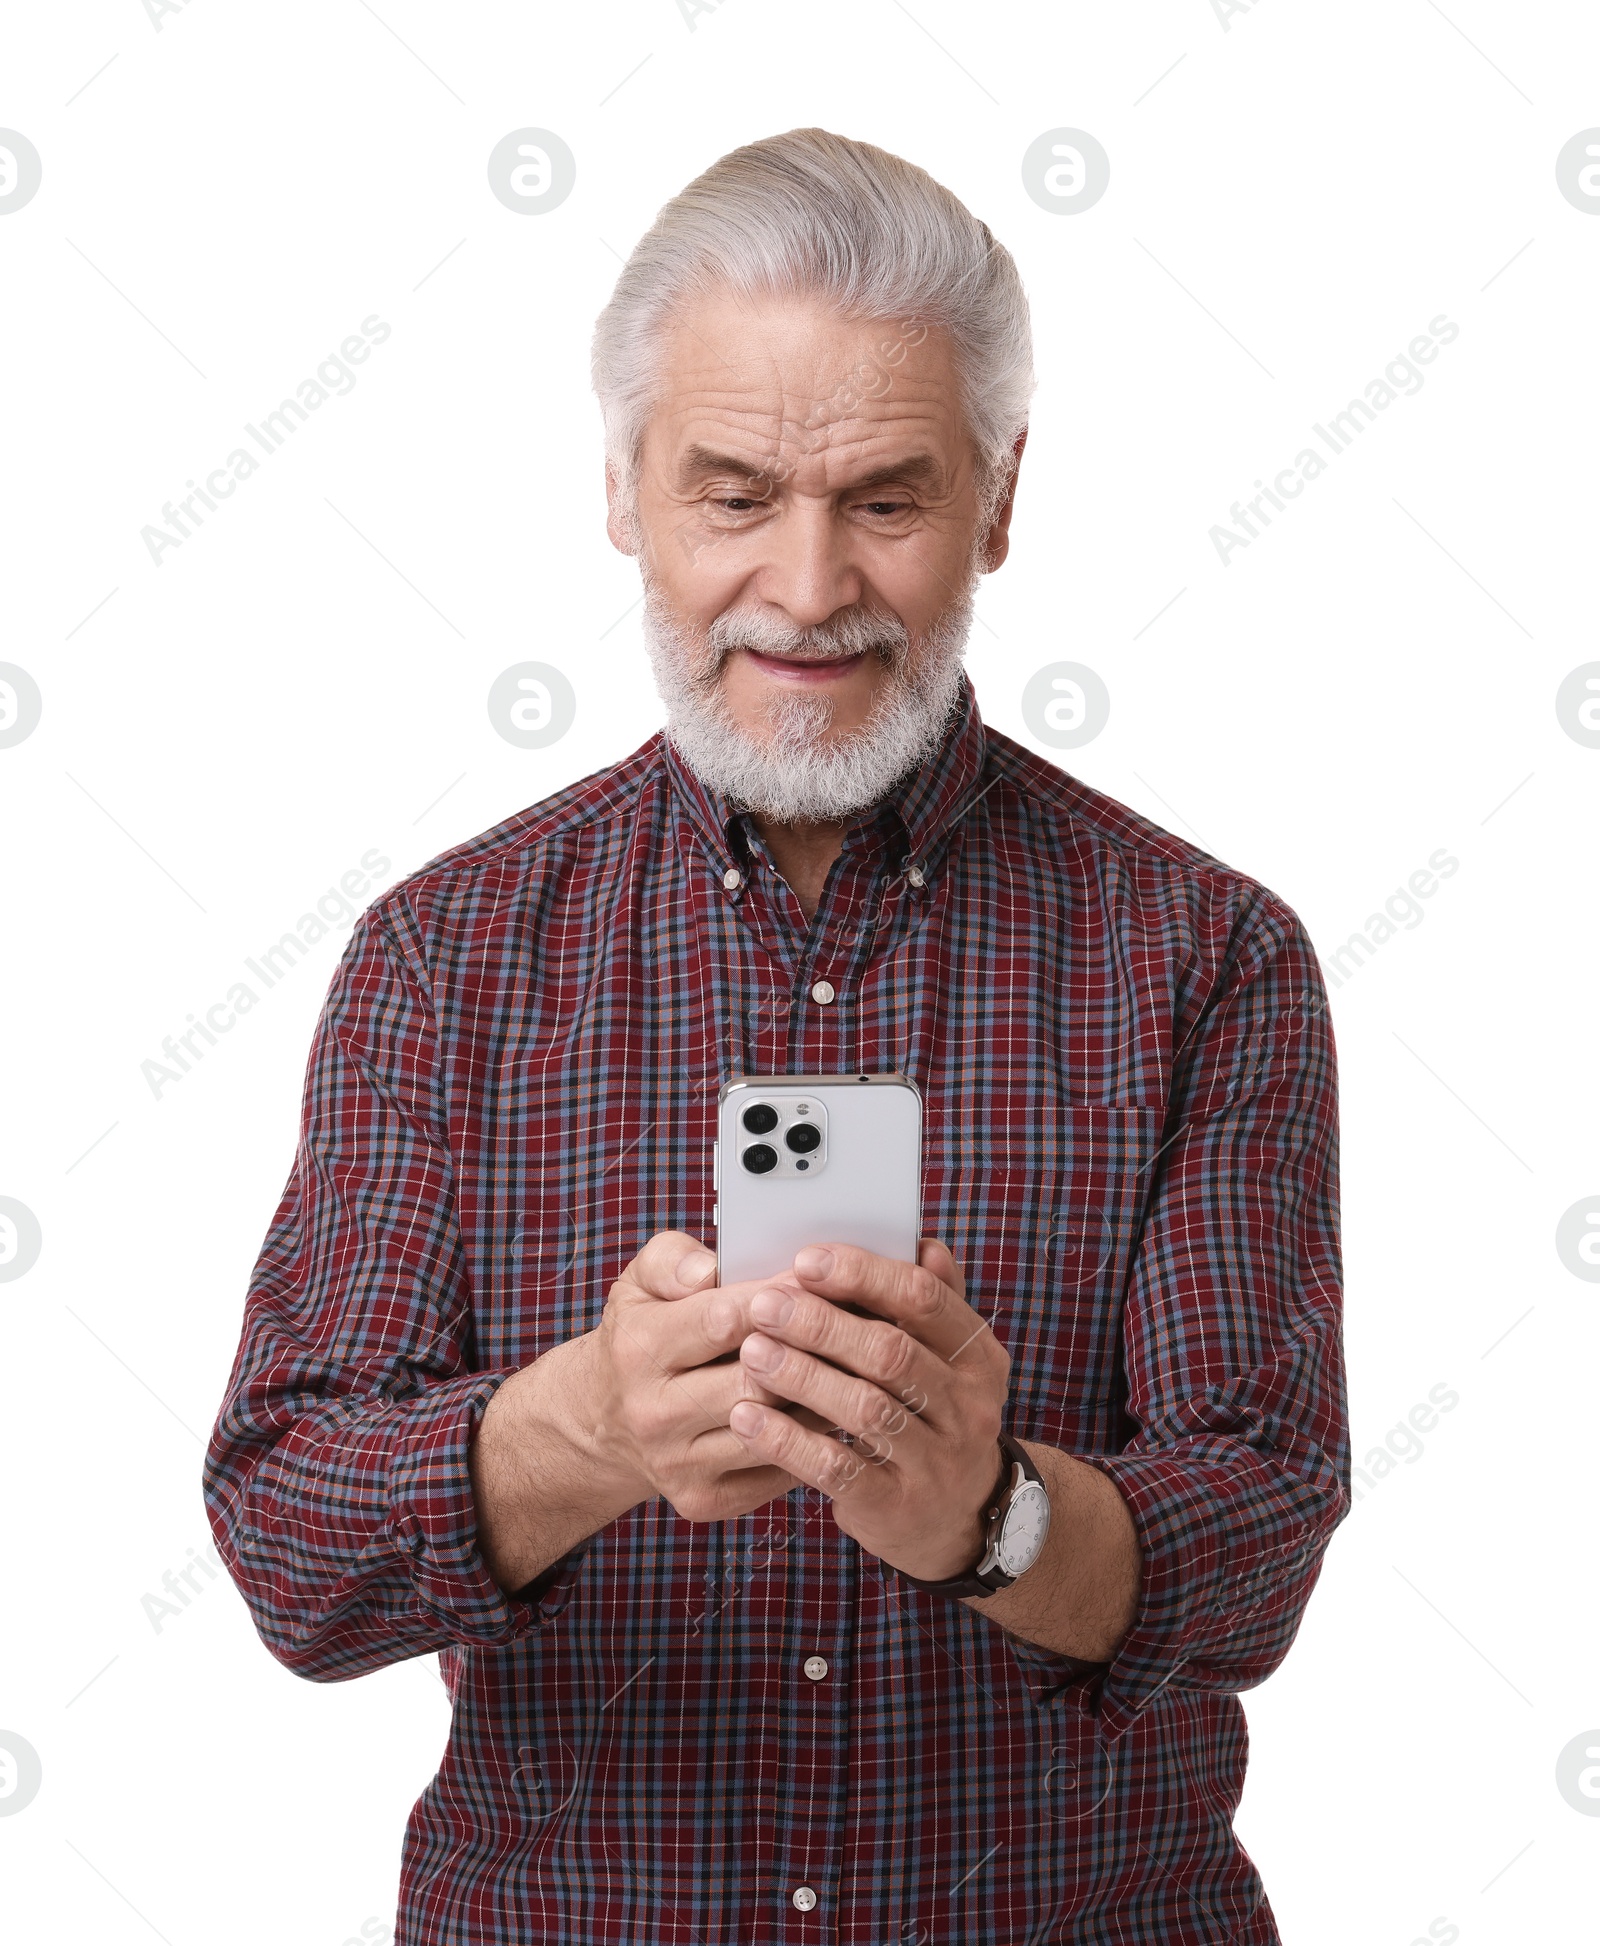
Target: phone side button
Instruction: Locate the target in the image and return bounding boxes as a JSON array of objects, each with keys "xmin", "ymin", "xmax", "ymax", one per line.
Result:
[{"xmin": 713, "ymin": 1202, "xmax": 719, "ymax": 1226}]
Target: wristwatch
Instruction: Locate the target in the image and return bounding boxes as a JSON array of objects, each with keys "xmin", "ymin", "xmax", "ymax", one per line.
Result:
[{"xmin": 898, "ymin": 1433, "xmax": 1051, "ymax": 1599}]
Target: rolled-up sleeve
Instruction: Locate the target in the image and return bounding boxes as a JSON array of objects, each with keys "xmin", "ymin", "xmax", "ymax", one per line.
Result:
[
  {"xmin": 202, "ymin": 901, "xmax": 586, "ymax": 1682},
  {"xmin": 1041, "ymin": 889, "xmax": 1349, "ymax": 1739}
]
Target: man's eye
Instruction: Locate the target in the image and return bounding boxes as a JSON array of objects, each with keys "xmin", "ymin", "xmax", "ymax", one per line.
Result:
[
  {"xmin": 861, "ymin": 501, "xmax": 910, "ymax": 518},
  {"xmin": 713, "ymin": 496, "xmax": 760, "ymax": 513}
]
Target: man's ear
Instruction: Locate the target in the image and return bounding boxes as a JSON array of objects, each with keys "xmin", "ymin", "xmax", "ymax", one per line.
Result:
[
  {"xmin": 978, "ymin": 426, "xmax": 1027, "ymax": 573},
  {"xmin": 605, "ymin": 460, "xmax": 638, "ymax": 556}
]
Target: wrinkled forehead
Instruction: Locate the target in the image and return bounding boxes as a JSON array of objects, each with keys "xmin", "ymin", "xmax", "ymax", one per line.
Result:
[{"xmin": 637, "ymin": 288, "xmax": 970, "ymax": 491}]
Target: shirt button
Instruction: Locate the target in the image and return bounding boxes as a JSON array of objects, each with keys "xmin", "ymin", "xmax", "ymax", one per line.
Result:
[
  {"xmin": 810, "ymin": 980, "xmax": 835, "ymax": 1005},
  {"xmin": 907, "ymin": 862, "xmax": 926, "ymax": 887},
  {"xmin": 803, "ymin": 1655, "xmax": 828, "ymax": 1681},
  {"xmin": 792, "ymin": 1886, "xmax": 818, "ymax": 1912},
  {"xmin": 722, "ymin": 867, "xmax": 743, "ymax": 890}
]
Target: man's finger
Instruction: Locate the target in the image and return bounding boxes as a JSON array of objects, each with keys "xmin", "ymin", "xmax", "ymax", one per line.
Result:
[
  {"xmin": 739, "ymin": 1335, "xmax": 932, "ymax": 1459},
  {"xmin": 663, "ymin": 1437, "xmax": 808, "ymax": 1517},
  {"xmin": 623, "ymin": 1270, "xmax": 808, "ymax": 1375},
  {"xmin": 728, "ymin": 1399, "xmax": 880, "ymax": 1500},
  {"xmin": 790, "ymin": 1243, "xmax": 992, "ymax": 1364},
  {"xmin": 681, "ymin": 1425, "xmax": 806, "ymax": 1482},
  {"xmin": 744, "ymin": 1288, "xmax": 949, "ymax": 1424},
  {"xmin": 671, "ymin": 1352, "xmax": 793, "ymax": 1421},
  {"xmin": 917, "ymin": 1235, "xmax": 965, "ymax": 1299}
]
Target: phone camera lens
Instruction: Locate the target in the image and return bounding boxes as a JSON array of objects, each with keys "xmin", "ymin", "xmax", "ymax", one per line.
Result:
[
  {"xmin": 785, "ymin": 1122, "xmax": 821, "ymax": 1155},
  {"xmin": 742, "ymin": 1143, "xmax": 778, "ymax": 1174},
  {"xmin": 742, "ymin": 1103, "xmax": 778, "ymax": 1135}
]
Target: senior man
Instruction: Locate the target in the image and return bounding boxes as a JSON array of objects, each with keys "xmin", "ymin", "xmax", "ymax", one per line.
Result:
[{"xmin": 206, "ymin": 128, "xmax": 1348, "ymax": 1944}]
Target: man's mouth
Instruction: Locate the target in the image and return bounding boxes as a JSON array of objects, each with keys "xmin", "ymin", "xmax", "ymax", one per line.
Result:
[{"xmin": 742, "ymin": 647, "xmax": 869, "ymax": 681}]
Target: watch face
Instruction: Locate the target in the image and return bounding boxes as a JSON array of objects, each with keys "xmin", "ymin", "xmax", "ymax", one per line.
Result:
[{"xmin": 995, "ymin": 1480, "xmax": 1051, "ymax": 1577}]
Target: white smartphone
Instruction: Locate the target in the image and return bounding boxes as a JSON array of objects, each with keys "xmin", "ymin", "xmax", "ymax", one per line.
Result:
[{"xmin": 714, "ymin": 1073, "xmax": 923, "ymax": 1286}]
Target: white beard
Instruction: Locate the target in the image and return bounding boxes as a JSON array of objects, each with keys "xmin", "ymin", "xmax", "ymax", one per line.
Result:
[{"xmin": 640, "ymin": 544, "xmax": 982, "ymax": 824}]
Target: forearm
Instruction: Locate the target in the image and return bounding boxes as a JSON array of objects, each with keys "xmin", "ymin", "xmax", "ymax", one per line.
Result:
[
  {"xmin": 469, "ymin": 1333, "xmax": 645, "ymax": 1592},
  {"xmin": 963, "ymin": 1440, "xmax": 1141, "ymax": 1662}
]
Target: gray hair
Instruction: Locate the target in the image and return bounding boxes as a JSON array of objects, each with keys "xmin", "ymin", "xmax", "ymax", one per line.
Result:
[{"xmin": 591, "ymin": 127, "xmax": 1035, "ymax": 545}]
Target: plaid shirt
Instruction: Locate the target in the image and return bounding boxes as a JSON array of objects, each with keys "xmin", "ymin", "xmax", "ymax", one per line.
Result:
[{"xmin": 204, "ymin": 675, "xmax": 1348, "ymax": 1944}]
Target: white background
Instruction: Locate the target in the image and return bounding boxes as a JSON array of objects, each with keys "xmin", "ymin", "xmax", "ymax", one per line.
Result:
[{"xmin": 2, "ymin": 2, "xmax": 1597, "ymax": 1941}]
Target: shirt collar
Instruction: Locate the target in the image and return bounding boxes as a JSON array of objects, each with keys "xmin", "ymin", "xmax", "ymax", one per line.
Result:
[
  {"xmin": 887, "ymin": 672, "xmax": 988, "ymax": 866},
  {"xmin": 662, "ymin": 671, "xmax": 989, "ymax": 874}
]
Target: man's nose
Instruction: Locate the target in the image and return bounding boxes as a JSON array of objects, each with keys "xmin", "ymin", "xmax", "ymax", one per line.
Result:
[{"xmin": 751, "ymin": 503, "xmax": 864, "ymax": 630}]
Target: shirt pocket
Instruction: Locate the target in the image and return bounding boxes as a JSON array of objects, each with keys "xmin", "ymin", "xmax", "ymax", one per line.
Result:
[{"xmin": 927, "ymin": 1102, "xmax": 1165, "ymax": 1454}]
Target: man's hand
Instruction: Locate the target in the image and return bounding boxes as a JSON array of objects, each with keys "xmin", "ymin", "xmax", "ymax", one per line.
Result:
[
  {"xmin": 725, "ymin": 1237, "xmax": 1013, "ymax": 1583},
  {"xmin": 580, "ymin": 1229, "xmax": 812, "ymax": 1521},
  {"xmin": 472, "ymin": 1230, "xmax": 809, "ymax": 1591}
]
